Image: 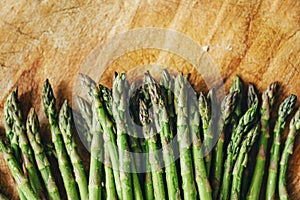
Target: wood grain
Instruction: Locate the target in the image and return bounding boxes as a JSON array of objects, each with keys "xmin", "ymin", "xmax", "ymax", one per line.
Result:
[{"xmin": 0, "ymin": 0, "xmax": 299, "ymax": 199}]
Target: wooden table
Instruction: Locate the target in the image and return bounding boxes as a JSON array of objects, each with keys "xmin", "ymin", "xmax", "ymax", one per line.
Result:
[{"xmin": 0, "ymin": 0, "xmax": 299, "ymax": 199}]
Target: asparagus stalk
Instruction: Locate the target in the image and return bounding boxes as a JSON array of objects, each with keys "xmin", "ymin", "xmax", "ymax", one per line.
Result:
[
  {"xmin": 3, "ymin": 93, "xmax": 25, "ymax": 200},
  {"xmin": 135, "ymin": 88, "xmax": 154, "ymax": 200},
  {"xmin": 100, "ymin": 84, "xmax": 114, "ymax": 123},
  {"xmin": 73, "ymin": 109, "xmax": 92, "ymax": 149},
  {"xmin": 188, "ymin": 83, "xmax": 212, "ymax": 200},
  {"xmin": 42, "ymin": 79, "xmax": 80, "ymax": 200},
  {"xmin": 206, "ymin": 88, "xmax": 218, "ymax": 176},
  {"xmin": 59, "ymin": 100, "xmax": 89, "ymax": 200},
  {"xmin": 3, "ymin": 91, "xmax": 22, "ymax": 166},
  {"xmin": 145, "ymin": 72, "xmax": 181, "ymax": 200},
  {"xmin": 112, "ymin": 73, "xmax": 133, "ymax": 200},
  {"xmin": 88, "ymin": 100, "xmax": 104, "ymax": 200},
  {"xmin": 174, "ymin": 74, "xmax": 197, "ymax": 199},
  {"xmin": 278, "ymin": 108, "xmax": 300, "ymax": 200},
  {"xmin": 76, "ymin": 96, "xmax": 93, "ymax": 128},
  {"xmin": 219, "ymin": 88, "xmax": 259, "ymax": 200},
  {"xmin": 239, "ymin": 83, "xmax": 259, "ymax": 197},
  {"xmin": 76, "ymin": 96, "xmax": 93, "ymax": 146},
  {"xmin": 199, "ymin": 92, "xmax": 210, "ymax": 144},
  {"xmin": 102, "ymin": 79, "xmax": 143, "ymax": 200},
  {"xmin": 0, "ymin": 138, "xmax": 39, "ymax": 200},
  {"xmin": 126, "ymin": 83, "xmax": 144, "ymax": 200},
  {"xmin": 79, "ymin": 73, "xmax": 122, "ymax": 199},
  {"xmin": 265, "ymin": 94, "xmax": 297, "ymax": 200},
  {"xmin": 139, "ymin": 99, "xmax": 166, "ymax": 200},
  {"xmin": 212, "ymin": 91, "xmax": 238, "ymax": 199},
  {"xmin": 160, "ymin": 69, "xmax": 176, "ymax": 137},
  {"xmin": 228, "ymin": 75, "xmax": 244, "ymax": 133},
  {"xmin": 231, "ymin": 124, "xmax": 260, "ymax": 200},
  {"xmin": 26, "ymin": 108, "xmax": 61, "ymax": 200},
  {"xmin": 7, "ymin": 89, "xmax": 44, "ymax": 197},
  {"xmin": 247, "ymin": 82, "xmax": 279, "ymax": 200},
  {"xmin": 104, "ymin": 145, "xmax": 117, "ymax": 200}
]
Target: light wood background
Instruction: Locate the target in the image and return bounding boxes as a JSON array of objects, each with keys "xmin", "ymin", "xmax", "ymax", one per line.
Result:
[{"xmin": 0, "ymin": 0, "xmax": 299, "ymax": 199}]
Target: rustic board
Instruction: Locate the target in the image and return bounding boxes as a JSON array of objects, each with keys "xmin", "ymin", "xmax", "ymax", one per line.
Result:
[{"xmin": 0, "ymin": 0, "xmax": 299, "ymax": 199}]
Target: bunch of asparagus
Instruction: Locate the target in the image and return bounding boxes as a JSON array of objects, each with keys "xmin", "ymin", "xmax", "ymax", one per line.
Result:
[{"xmin": 0, "ymin": 70, "xmax": 299, "ymax": 200}]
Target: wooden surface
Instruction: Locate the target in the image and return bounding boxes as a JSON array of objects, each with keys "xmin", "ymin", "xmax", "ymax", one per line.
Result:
[{"xmin": 0, "ymin": 0, "xmax": 299, "ymax": 199}]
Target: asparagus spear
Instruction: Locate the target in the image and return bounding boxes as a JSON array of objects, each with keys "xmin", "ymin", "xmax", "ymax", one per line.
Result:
[
  {"xmin": 76, "ymin": 96, "xmax": 93, "ymax": 146},
  {"xmin": 26, "ymin": 108, "xmax": 61, "ymax": 200},
  {"xmin": 231, "ymin": 124, "xmax": 260, "ymax": 200},
  {"xmin": 89, "ymin": 102, "xmax": 104, "ymax": 200},
  {"xmin": 239, "ymin": 84, "xmax": 260, "ymax": 197},
  {"xmin": 160, "ymin": 69, "xmax": 176, "ymax": 137},
  {"xmin": 265, "ymin": 94, "xmax": 297, "ymax": 200},
  {"xmin": 59, "ymin": 100, "xmax": 89, "ymax": 200},
  {"xmin": 3, "ymin": 92, "xmax": 25, "ymax": 200},
  {"xmin": 0, "ymin": 138, "xmax": 39, "ymax": 200},
  {"xmin": 79, "ymin": 73, "xmax": 122, "ymax": 199},
  {"xmin": 42, "ymin": 79, "xmax": 80, "ymax": 200},
  {"xmin": 204, "ymin": 88, "xmax": 218, "ymax": 176},
  {"xmin": 104, "ymin": 144, "xmax": 117, "ymax": 200},
  {"xmin": 139, "ymin": 98, "xmax": 166, "ymax": 200},
  {"xmin": 134, "ymin": 87, "xmax": 154, "ymax": 200},
  {"xmin": 73, "ymin": 109, "xmax": 92, "ymax": 150},
  {"xmin": 3, "ymin": 91, "xmax": 22, "ymax": 165},
  {"xmin": 278, "ymin": 108, "xmax": 300, "ymax": 200},
  {"xmin": 228, "ymin": 75, "xmax": 244, "ymax": 133},
  {"xmin": 145, "ymin": 72, "xmax": 181, "ymax": 200},
  {"xmin": 7, "ymin": 89, "xmax": 44, "ymax": 196},
  {"xmin": 112, "ymin": 73, "xmax": 133, "ymax": 200},
  {"xmin": 76, "ymin": 96, "xmax": 93, "ymax": 128},
  {"xmin": 100, "ymin": 84, "xmax": 114, "ymax": 123},
  {"xmin": 212, "ymin": 92, "xmax": 238, "ymax": 199},
  {"xmin": 188, "ymin": 83, "xmax": 212, "ymax": 200},
  {"xmin": 125, "ymin": 83, "xmax": 144, "ymax": 200},
  {"xmin": 219, "ymin": 88, "xmax": 259, "ymax": 200},
  {"xmin": 247, "ymin": 82, "xmax": 279, "ymax": 200},
  {"xmin": 174, "ymin": 74, "xmax": 197, "ymax": 199},
  {"xmin": 100, "ymin": 78, "xmax": 144, "ymax": 200}
]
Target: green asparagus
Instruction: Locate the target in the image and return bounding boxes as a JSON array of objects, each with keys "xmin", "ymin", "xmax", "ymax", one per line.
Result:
[
  {"xmin": 145, "ymin": 72, "xmax": 180, "ymax": 200},
  {"xmin": 229, "ymin": 75, "xmax": 244, "ymax": 134},
  {"xmin": 42, "ymin": 79, "xmax": 80, "ymax": 200},
  {"xmin": 26, "ymin": 108, "xmax": 61, "ymax": 200},
  {"xmin": 247, "ymin": 82, "xmax": 279, "ymax": 200},
  {"xmin": 219, "ymin": 88, "xmax": 258, "ymax": 200},
  {"xmin": 188, "ymin": 83, "xmax": 212, "ymax": 200},
  {"xmin": 100, "ymin": 84, "xmax": 114, "ymax": 123},
  {"xmin": 76, "ymin": 96, "xmax": 93, "ymax": 146},
  {"xmin": 7, "ymin": 89, "xmax": 44, "ymax": 197},
  {"xmin": 89, "ymin": 102, "xmax": 104, "ymax": 200},
  {"xmin": 139, "ymin": 98, "xmax": 166, "ymax": 200},
  {"xmin": 112, "ymin": 73, "xmax": 133, "ymax": 200},
  {"xmin": 212, "ymin": 91, "xmax": 238, "ymax": 199},
  {"xmin": 161, "ymin": 69, "xmax": 176, "ymax": 137},
  {"xmin": 240, "ymin": 84, "xmax": 259, "ymax": 197},
  {"xmin": 3, "ymin": 91, "xmax": 22, "ymax": 166},
  {"xmin": 59, "ymin": 100, "xmax": 89, "ymax": 200},
  {"xmin": 231, "ymin": 124, "xmax": 260, "ymax": 200},
  {"xmin": 79, "ymin": 73, "xmax": 122, "ymax": 199},
  {"xmin": 266, "ymin": 94, "xmax": 297, "ymax": 200},
  {"xmin": 174, "ymin": 74, "xmax": 197, "ymax": 199},
  {"xmin": 104, "ymin": 144, "xmax": 117, "ymax": 200},
  {"xmin": 278, "ymin": 108, "xmax": 300, "ymax": 200},
  {"xmin": 0, "ymin": 138, "xmax": 39, "ymax": 200}
]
